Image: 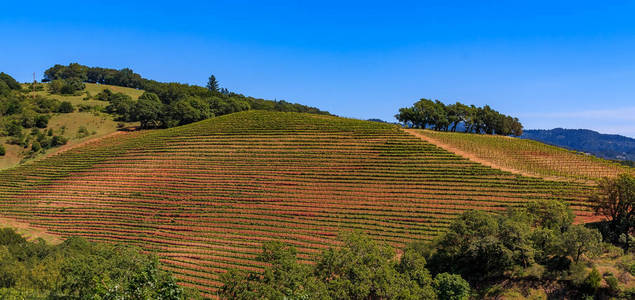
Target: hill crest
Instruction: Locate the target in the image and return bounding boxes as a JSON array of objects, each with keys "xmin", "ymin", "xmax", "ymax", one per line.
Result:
[{"xmin": 0, "ymin": 111, "xmax": 597, "ymax": 297}]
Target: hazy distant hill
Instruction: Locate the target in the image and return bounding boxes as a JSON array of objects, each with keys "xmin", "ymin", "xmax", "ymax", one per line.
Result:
[{"xmin": 522, "ymin": 128, "xmax": 635, "ymax": 161}]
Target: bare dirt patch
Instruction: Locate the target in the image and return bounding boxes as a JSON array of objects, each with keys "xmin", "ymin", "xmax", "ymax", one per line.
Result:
[{"xmin": 0, "ymin": 216, "xmax": 63, "ymax": 244}]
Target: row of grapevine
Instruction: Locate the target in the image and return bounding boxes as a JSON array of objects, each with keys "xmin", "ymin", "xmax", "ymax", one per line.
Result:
[{"xmin": 0, "ymin": 111, "xmax": 596, "ymax": 298}]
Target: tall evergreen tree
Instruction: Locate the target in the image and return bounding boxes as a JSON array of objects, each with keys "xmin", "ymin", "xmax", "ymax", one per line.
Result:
[{"xmin": 206, "ymin": 75, "xmax": 219, "ymax": 92}]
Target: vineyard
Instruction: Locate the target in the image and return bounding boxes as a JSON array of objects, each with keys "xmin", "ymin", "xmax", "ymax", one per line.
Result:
[
  {"xmin": 410, "ymin": 129, "xmax": 633, "ymax": 182},
  {"xmin": 0, "ymin": 111, "xmax": 599, "ymax": 298}
]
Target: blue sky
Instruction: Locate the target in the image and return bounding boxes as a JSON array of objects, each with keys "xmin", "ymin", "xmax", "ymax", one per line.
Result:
[{"xmin": 1, "ymin": 1, "xmax": 634, "ymax": 137}]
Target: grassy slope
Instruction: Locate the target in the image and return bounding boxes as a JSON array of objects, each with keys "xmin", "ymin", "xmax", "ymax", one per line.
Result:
[
  {"xmin": 0, "ymin": 111, "xmax": 596, "ymax": 298},
  {"xmin": 412, "ymin": 129, "xmax": 633, "ymax": 181},
  {"xmin": 0, "ymin": 83, "xmax": 141, "ymax": 170}
]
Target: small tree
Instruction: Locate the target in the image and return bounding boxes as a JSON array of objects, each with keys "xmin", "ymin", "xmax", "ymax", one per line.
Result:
[
  {"xmin": 562, "ymin": 225, "xmax": 602, "ymax": 262},
  {"xmin": 31, "ymin": 141, "xmax": 41, "ymax": 152},
  {"xmin": 591, "ymin": 174, "xmax": 634, "ymax": 245},
  {"xmin": 206, "ymin": 75, "xmax": 219, "ymax": 92},
  {"xmin": 60, "ymin": 78, "xmax": 85, "ymax": 94},
  {"xmin": 57, "ymin": 101, "xmax": 74, "ymax": 113},
  {"xmin": 434, "ymin": 273, "xmax": 470, "ymax": 300},
  {"xmin": 135, "ymin": 92, "xmax": 163, "ymax": 128},
  {"xmin": 105, "ymin": 93, "xmax": 135, "ymax": 121}
]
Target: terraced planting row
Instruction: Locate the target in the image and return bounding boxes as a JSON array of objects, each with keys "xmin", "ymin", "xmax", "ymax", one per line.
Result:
[
  {"xmin": 0, "ymin": 111, "xmax": 596, "ymax": 298},
  {"xmin": 412, "ymin": 129, "xmax": 633, "ymax": 181}
]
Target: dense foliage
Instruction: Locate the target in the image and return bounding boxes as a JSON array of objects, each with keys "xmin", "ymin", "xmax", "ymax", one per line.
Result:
[
  {"xmin": 43, "ymin": 63, "xmax": 330, "ymax": 128},
  {"xmin": 0, "ymin": 228, "xmax": 195, "ymax": 299},
  {"xmin": 0, "ymin": 73, "xmax": 68, "ymax": 154},
  {"xmin": 419, "ymin": 200, "xmax": 635, "ymax": 298},
  {"xmin": 591, "ymin": 173, "xmax": 635, "ymax": 248},
  {"xmin": 396, "ymin": 99, "xmax": 523, "ymax": 136},
  {"xmin": 221, "ymin": 199, "xmax": 635, "ymax": 299},
  {"xmin": 48, "ymin": 78, "xmax": 85, "ymax": 95},
  {"xmin": 220, "ymin": 233, "xmax": 469, "ymax": 300}
]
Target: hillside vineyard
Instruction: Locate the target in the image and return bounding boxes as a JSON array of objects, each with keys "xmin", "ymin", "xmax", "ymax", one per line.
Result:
[
  {"xmin": 0, "ymin": 111, "xmax": 595, "ymax": 298},
  {"xmin": 414, "ymin": 129, "xmax": 630, "ymax": 181}
]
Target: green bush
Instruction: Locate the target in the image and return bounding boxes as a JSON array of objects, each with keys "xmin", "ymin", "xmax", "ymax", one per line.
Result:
[
  {"xmin": 568, "ymin": 262, "xmax": 589, "ymax": 287},
  {"xmin": 31, "ymin": 141, "xmax": 41, "ymax": 152},
  {"xmin": 434, "ymin": 273, "xmax": 471, "ymax": 300},
  {"xmin": 35, "ymin": 115, "xmax": 50, "ymax": 128},
  {"xmin": 51, "ymin": 135, "xmax": 67, "ymax": 146},
  {"xmin": 6, "ymin": 121, "xmax": 23, "ymax": 137},
  {"xmin": 57, "ymin": 101, "xmax": 74, "ymax": 113},
  {"xmin": 0, "ymin": 228, "xmax": 194, "ymax": 299},
  {"xmin": 605, "ymin": 274, "xmax": 620, "ymax": 295},
  {"xmin": 49, "ymin": 78, "xmax": 85, "ymax": 95},
  {"xmin": 77, "ymin": 126, "xmax": 89, "ymax": 138},
  {"xmin": 582, "ymin": 268, "xmax": 601, "ymax": 294},
  {"xmin": 0, "ymin": 144, "xmax": 5, "ymax": 156},
  {"xmin": 48, "ymin": 79, "xmax": 65, "ymax": 94}
]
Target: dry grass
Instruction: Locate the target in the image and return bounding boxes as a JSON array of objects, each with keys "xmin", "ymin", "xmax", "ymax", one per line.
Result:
[{"xmin": 0, "ymin": 84, "xmax": 141, "ymax": 170}]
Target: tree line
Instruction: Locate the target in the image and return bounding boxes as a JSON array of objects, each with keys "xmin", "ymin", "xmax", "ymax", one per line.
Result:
[
  {"xmin": 0, "ymin": 228, "xmax": 196, "ymax": 299},
  {"xmin": 42, "ymin": 63, "xmax": 330, "ymax": 128},
  {"xmin": 396, "ymin": 98, "xmax": 523, "ymax": 136}
]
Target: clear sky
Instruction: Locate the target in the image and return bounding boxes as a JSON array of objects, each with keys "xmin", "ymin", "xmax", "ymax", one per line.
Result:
[{"xmin": 1, "ymin": 1, "xmax": 634, "ymax": 137}]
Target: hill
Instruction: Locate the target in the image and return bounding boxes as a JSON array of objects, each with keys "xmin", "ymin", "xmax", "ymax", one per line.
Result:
[
  {"xmin": 522, "ymin": 128, "xmax": 635, "ymax": 161},
  {"xmin": 2, "ymin": 62, "xmax": 330, "ymax": 170},
  {"xmin": 0, "ymin": 111, "xmax": 598, "ymax": 297},
  {"xmin": 0, "ymin": 83, "xmax": 142, "ymax": 170},
  {"xmin": 411, "ymin": 129, "xmax": 633, "ymax": 182}
]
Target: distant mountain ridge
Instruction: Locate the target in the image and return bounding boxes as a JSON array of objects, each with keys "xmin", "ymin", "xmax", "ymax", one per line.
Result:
[{"xmin": 522, "ymin": 128, "xmax": 635, "ymax": 161}]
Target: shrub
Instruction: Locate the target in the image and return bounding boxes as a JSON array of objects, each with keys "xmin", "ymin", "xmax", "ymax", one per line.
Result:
[
  {"xmin": 568, "ymin": 262, "xmax": 589, "ymax": 287},
  {"xmin": 57, "ymin": 101, "xmax": 74, "ymax": 113},
  {"xmin": 545, "ymin": 255, "xmax": 571, "ymax": 275},
  {"xmin": 35, "ymin": 115, "xmax": 50, "ymax": 128},
  {"xmin": 35, "ymin": 97, "xmax": 61, "ymax": 113},
  {"xmin": 31, "ymin": 141, "xmax": 41, "ymax": 152},
  {"xmin": 21, "ymin": 110, "xmax": 37, "ymax": 128},
  {"xmin": 48, "ymin": 80, "xmax": 65, "ymax": 94},
  {"xmin": 605, "ymin": 274, "xmax": 620, "ymax": 295},
  {"xmin": 0, "ymin": 144, "xmax": 5, "ymax": 156},
  {"xmin": 77, "ymin": 126, "xmax": 89, "ymax": 138},
  {"xmin": 96, "ymin": 88, "xmax": 113, "ymax": 101},
  {"xmin": 434, "ymin": 273, "xmax": 471, "ymax": 300},
  {"xmin": 83, "ymin": 91, "xmax": 92, "ymax": 100},
  {"xmin": 6, "ymin": 121, "xmax": 23, "ymax": 137},
  {"xmin": 582, "ymin": 268, "xmax": 601, "ymax": 294},
  {"xmin": 51, "ymin": 135, "xmax": 67, "ymax": 146},
  {"xmin": 49, "ymin": 78, "xmax": 85, "ymax": 95}
]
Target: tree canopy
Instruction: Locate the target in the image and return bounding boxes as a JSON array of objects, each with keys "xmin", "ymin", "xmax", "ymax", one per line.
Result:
[
  {"xmin": 396, "ymin": 99, "xmax": 523, "ymax": 136},
  {"xmin": 591, "ymin": 174, "xmax": 635, "ymax": 248},
  {"xmin": 219, "ymin": 232, "xmax": 455, "ymax": 300},
  {"xmin": 42, "ymin": 63, "xmax": 330, "ymax": 129},
  {"xmin": 422, "ymin": 200, "xmax": 603, "ymax": 289},
  {"xmin": 0, "ymin": 228, "xmax": 196, "ymax": 299}
]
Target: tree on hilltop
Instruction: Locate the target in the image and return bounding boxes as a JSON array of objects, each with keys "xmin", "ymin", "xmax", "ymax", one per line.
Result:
[
  {"xmin": 396, "ymin": 99, "xmax": 523, "ymax": 136},
  {"xmin": 206, "ymin": 75, "xmax": 219, "ymax": 92}
]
